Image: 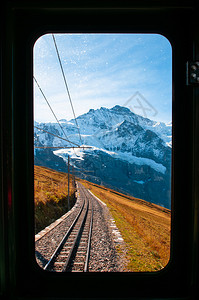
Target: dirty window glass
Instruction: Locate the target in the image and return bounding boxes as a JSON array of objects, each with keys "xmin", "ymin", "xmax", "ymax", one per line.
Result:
[{"xmin": 34, "ymin": 33, "xmax": 172, "ymax": 272}]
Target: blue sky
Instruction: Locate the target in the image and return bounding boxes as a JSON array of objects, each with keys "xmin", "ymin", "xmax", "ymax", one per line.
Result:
[{"xmin": 34, "ymin": 33, "xmax": 172, "ymax": 123}]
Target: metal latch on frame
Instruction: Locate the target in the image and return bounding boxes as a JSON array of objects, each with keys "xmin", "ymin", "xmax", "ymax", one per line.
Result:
[{"xmin": 186, "ymin": 61, "xmax": 199, "ymax": 86}]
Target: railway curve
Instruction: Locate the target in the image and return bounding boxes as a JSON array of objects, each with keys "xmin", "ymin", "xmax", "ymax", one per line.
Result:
[{"xmin": 35, "ymin": 182, "xmax": 125, "ymax": 272}]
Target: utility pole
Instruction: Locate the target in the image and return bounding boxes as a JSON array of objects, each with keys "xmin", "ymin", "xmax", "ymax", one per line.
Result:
[
  {"xmin": 67, "ymin": 155, "xmax": 70, "ymax": 211},
  {"xmin": 72, "ymin": 165, "xmax": 75, "ymax": 188}
]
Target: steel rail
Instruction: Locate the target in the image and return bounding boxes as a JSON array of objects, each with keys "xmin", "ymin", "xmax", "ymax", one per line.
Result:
[
  {"xmin": 44, "ymin": 197, "xmax": 85, "ymax": 271},
  {"xmin": 35, "ymin": 205, "xmax": 78, "ymax": 243},
  {"xmin": 62, "ymin": 197, "xmax": 89, "ymax": 272},
  {"xmin": 43, "ymin": 182, "xmax": 93, "ymax": 272},
  {"xmin": 84, "ymin": 199, "xmax": 93, "ymax": 272}
]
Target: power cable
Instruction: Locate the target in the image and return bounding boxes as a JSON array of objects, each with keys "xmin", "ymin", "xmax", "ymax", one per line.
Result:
[
  {"xmin": 34, "ymin": 126, "xmax": 91, "ymax": 149},
  {"xmin": 35, "ymin": 146, "xmax": 91, "ymax": 149},
  {"xmin": 34, "ymin": 76, "xmax": 80, "ymax": 148},
  {"xmin": 52, "ymin": 34, "xmax": 83, "ymax": 145},
  {"xmin": 34, "ymin": 125, "xmax": 80, "ymax": 147}
]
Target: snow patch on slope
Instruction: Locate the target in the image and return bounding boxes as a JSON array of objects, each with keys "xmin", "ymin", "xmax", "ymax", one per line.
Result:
[{"xmin": 54, "ymin": 145, "xmax": 166, "ymax": 174}]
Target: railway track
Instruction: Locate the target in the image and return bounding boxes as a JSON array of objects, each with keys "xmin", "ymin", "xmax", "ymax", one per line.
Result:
[
  {"xmin": 35, "ymin": 182, "xmax": 124, "ymax": 272},
  {"xmin": 36, "ymin": 182, "xmax": 93, "ymax": 272}
]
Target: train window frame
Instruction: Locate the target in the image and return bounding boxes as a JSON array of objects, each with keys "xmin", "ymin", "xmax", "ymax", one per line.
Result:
[
  {"xmin": 33, "ymin": 32, "xmax": 172, "ymax": 274},
  {"xmin": 1, "ymin": 1, "xmax": 199, "ymax": 300}
]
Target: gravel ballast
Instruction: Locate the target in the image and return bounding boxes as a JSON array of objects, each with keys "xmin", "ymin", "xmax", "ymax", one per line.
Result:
[{"xmin": 35, "ymin": 182, "xmax": 126, "ymax": 271}]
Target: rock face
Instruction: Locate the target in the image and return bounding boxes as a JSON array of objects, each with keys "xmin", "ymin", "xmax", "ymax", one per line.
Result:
[{"xmin": 34, "ymin": 105, "xmax": 172, "ymax": 208}]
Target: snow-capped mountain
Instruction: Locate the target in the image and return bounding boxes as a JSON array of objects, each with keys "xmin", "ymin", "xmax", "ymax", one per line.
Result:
[{"xmin": 34, "ymin": 105, "xmax": 172, "ymax": 208}]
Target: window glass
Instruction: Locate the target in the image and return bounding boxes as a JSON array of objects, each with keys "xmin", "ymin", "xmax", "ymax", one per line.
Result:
[{"xmin": 34, "ymin": 34, "xmax": 172, "ymax": 272}]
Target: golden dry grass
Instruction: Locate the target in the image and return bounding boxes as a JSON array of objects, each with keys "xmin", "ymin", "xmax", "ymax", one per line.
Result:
[
  {"xmin": 34, "ymin": 165, "xmax": 76, "ymax": 233},
  {"xmin": 34, "ymin": 165, "xmax": 75, "ymax": 205},
  {"xmin": 80, "ymin": 179, "xmax": 171, "ymax": 272}
]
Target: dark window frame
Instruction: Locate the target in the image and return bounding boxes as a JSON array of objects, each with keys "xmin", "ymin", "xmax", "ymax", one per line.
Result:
[{"xmin": 1, "ymin": 1, "xmax": 199, "ymax": 299}]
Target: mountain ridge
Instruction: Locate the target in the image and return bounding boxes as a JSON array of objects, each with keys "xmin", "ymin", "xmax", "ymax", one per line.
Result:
[{"xmin": 34, "ymin": 105, "xmax": 172, "ymax": 208}]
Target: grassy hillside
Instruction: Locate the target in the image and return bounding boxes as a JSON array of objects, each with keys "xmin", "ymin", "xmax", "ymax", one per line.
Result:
[
  {"xmin": 34, "ymin": 166, "xmax": 171, "ymax": 272},
  {"xmin": 34, "ymin": 165, "xmax": 76, "ymax": 233},
  {"xmin": 80, "ymin": 179, "xmax": 171, "ymax": 272}
]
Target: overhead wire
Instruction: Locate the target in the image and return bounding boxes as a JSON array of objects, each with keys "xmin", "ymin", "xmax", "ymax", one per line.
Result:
[
  {"xmin": 52, "ymin": 34, "xmax": 83, "ymax": 145},
  {"xmin": 34, "ymin": 125, "xmax": 80, "ymax": 147},
  {"xmin": 34, "ymin": 35, "xmax": 91, "ymax": 177},
  {"xmin": 34, "ymin": 124, "xmax": 92, "ymax": 178},
  {"xmin": 34, "ymin": 100, "xmax": 91, "ymax": 180},
  {"xmin": 34, "ymin": 126, "xmax": 91, "ymax": 150},
  {"xmin": 35, "ymin": 146, "xmax": 91, "ymax": 149},
  {"xmin": 33, "ymin": 76, "xmax": 80, "ymax": 148}
]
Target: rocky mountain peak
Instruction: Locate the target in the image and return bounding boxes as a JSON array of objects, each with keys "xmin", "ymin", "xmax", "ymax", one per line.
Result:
[{"xmin": 34, "ymin": 105, "xmax": 172, "ymax": 208}]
